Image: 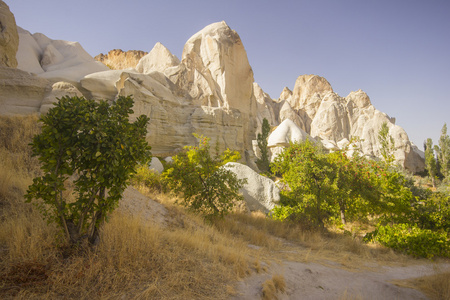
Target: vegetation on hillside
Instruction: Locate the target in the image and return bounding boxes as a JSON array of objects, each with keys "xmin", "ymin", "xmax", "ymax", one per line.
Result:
[
  {"xmin": 0, "ymin": 110, "xmax": 448, "ymax": 299},
  {"xmin": 162, "ymin": 134, "xmax": 246, "ymax": 218},
  {"xmin": 270, "ymin": 130, "xmax": 449, "ymax": 259}
]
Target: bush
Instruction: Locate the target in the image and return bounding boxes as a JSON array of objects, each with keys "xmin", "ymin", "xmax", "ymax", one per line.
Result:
[
  {"xmin": 364, "ymin": 224, "xmax": 449, "ymax": 259},
  {"xmin": 25, "ymin": 96, "xmax": 151, "ymax": 246},
  {"xmin": 162, "ymin": 134, "xmax": 246, "ymax": 218},
  {"xmin": 131, "ymin": 164, "xmax": 165, "ymax": 193}
]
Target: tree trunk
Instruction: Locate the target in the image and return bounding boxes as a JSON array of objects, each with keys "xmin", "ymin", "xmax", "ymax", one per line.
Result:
[{"xmin": 340, "ymin": 209, "xmax": 346, "ymax": 225}]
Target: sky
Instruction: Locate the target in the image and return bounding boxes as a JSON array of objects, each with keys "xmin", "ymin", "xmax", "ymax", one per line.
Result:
[{"xmin": 6, "ymin": 0, "xmax": 450, "ymax": 149}]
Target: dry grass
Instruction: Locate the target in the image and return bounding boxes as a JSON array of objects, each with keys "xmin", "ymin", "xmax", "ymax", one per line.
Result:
[
  {"xmin": 0, "ymin": 115, "xmax": 252, "ymax": 299},
  {"xmin": 0, "ymin": 115, "xmax": 448, "ymax": 299},
  {"xmin": 392, "ymin": 269, "xmax": 450, "ymax": 300},
  {"xmin": 261, "ymin": 274, "xmax": 286, "ymax": 300}
]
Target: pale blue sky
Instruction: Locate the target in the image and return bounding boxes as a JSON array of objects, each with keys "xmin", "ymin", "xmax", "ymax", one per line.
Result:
[{"xmin": 7, "ymin": 0, "xmax": 450, "ymax": 149}]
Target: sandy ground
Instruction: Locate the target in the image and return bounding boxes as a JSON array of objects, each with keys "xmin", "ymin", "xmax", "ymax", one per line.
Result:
[{"xmin": 232, "ymin": 259, "xmax": 449, "ymax": 300}]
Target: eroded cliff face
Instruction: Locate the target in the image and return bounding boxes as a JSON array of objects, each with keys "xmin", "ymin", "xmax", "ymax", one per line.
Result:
[
  {"xmin": 0, "ymin": 0, "xmax": 19, "ymax": 68},
  {"xmin": 95, "ymin": 49, "xmax": 147, "ymax": 70},
  {"xmin": 272, "ymin": 76, "xmax": 425, "ymax": 172},
  {"xmin": 118, "ymin": 22, "xmax": 259, "ymax": 163},
  {"xmin": 0, "ymin": 2, "xmax": 425, "ymax": 172}
]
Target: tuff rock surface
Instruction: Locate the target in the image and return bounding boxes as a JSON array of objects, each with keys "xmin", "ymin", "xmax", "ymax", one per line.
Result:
[
  {"xmin": 0, "ymin": 2, "xmax": 425, "ymax": 173},
  {"xmin": 224, "ymin": 162, "xmax": 280, "ymax": 212},
  {"xmin": 16, "ymin": 27, "xmax": 108, "ymax": 83},
  {"xmin": 136, "ymin": 42, "xmax": 180, "ymax": 74},
  {"xmin": 0, "ymin": 0, "xmax": 19, "ymax": 68},
  {"xmin": 95, "ymin": 49, "xmax": 147, "ymax": 70}
]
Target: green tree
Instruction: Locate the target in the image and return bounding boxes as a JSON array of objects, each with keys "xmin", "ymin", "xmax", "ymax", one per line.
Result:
[
  {"xmin": 435, "ymin": 123, "xmax": 450, "ymax": 179},
  {"xmin": 425, "ymin": 138, "xmax": 438, "ymax": 188},
  {"xmin": 271, "ymin": 140, "xmax": 336, "ymax": 228},
  {"xmin": 378, "ymin": 122, "xmax": 396, "ymax": 167},
  {"xmin": 162, "ymin": 134, "xmax": 246, "ymax": 218},
  {"xmin": 271, "ymin": 140, "xmax": 412, "ymax": 227},
  {"xmin": 327, "ymin": 150, "xmax": 380, "ymax": 225},
  {"xmin": 256, "ymin": 118, "xmax": 271, "ymax": 173},
  {"xmin": 25, "ymin": 96, "xmax": 151, "ymax": 246}
]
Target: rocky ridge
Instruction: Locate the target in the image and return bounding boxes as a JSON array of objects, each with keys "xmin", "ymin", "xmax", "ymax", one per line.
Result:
[
  {"xmin": 95, "ymin": 49, "xmax": 147, "ymax": 70},
  {"xmin": 0, "ymin": 1, "xmax": 425, "ymax": 172}
]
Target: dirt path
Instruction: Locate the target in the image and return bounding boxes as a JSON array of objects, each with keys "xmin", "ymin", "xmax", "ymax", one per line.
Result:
[
  {"xmin": 232, "ymin": 258, "xmax": 449, "ymax": 299},
  {"xmin": 119, "ymin": 188, "xmax": 448, "ymax": 300}
]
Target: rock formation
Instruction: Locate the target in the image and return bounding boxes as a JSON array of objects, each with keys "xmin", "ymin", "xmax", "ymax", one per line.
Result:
[
  {"xmin": 0, "ymin": 66, "xmax": 50, "ymax": 114},
  {"xmin": 40, "ymin": 82, "xmax": 83, "ymax": 114},
  {"xmin": 136, "ymin": 43, "xmax": 180, "ymax": 74},
  {"xmin": 95, "ymin": 49, "xmax": 147, "ymax": 70},
  {"xmin": 0, "ymin": 0, "xmax": 19, "ymax": 68},
  {"xmin": 16, "ymin": 27, "xmax": 108, "ymax": 83},
  {"xmin": 224, "ymin": 162, "xmax": 280, "ymax": 212},
  {"xmin": 283, "ymin": 75, "xmax": 424, "ymax": 172},
  {"xmin": 0, "ymin": 2, "xmax": 425, "ymax": 172}
]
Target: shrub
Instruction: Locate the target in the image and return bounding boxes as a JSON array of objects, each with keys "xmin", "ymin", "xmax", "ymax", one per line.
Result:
[
  {"xmin": 25, "ymin": 96, "xmax": 151, "ymax": 246},
  {"xmin": 162, "ymin": 134, "xmax": 246, "ymax": 218},
  {"xmin": 364, "ymin": 224, "xmax": 449, "ymax": 259},
  {"xmin": 131, "ymin": 164, "xmax": 165, "ymax": 192}
]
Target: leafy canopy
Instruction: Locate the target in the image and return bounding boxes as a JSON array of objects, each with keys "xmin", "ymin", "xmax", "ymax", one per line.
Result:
[
  {"xmin": 25, "ymin": 95, "xmax": 151, "ymax": 246},
  {"xmin": 271, "ymin": 139, "xmax": 413, "ymax": 227},
  {"xmin": 162, "ymin": 134, "xmax": 246, "ymax": 218}
]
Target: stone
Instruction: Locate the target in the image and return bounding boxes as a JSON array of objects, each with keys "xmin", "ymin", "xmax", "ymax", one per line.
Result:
[
  {"xmin": 223, "ymin": 162, "xmax": 280, "ymax": 212},
  {"xmin": 149, "ymin": 157, "xmax": 164, "ymax": 174},
  {"xmin": 40, "ymin": 81, "xmax": 83, "ymax": 114},
  {"xmin": 95, "ymin": 49, "xmax": 147, "ymax": 70},
  {"xmin": 0, "ymin": 0, "xmax": 19, "ymax": 68},
  {"xmin": 0, "ymin": 66, "xmax": 50, "ymax": 114},
  {"xmin": 136, "ymin": 43, "xmax": 180, "ymax": 74}
]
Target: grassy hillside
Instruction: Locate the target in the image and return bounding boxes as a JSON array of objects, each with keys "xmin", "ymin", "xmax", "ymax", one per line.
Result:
[{"xmin": 0, "ymin": 115, "xmax": 448, "ymax": 299}]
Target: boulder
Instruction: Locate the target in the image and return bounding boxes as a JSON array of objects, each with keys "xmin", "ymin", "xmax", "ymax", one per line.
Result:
[
  {"xmin": 224, "ymin": 162, "xmax": 280, "ymax": 213},
  {"xmin": 136, "ymin": 42, "xmax": 180, "ymax": 74},
  {"xmin": 149, "ymin": 157, "xmax": 164, "ymax": 174},
  {"xmin": 0, "ymin": 0, "xmax": 19, "ymax": 68}
]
